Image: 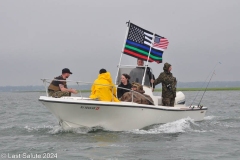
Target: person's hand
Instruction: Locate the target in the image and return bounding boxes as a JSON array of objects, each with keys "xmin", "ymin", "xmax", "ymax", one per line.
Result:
[
  {"xmin": 70, "ymin": 88, "xmax": 78, "ymax": 94},
  {"xmin": 150, "ymin": 79, "xmax": 154, "ymax": 83}
]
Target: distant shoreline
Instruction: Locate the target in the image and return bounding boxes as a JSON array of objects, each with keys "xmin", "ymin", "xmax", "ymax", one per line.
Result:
[{"xmin": 156, "ymin": 87, "xmax": 240, "ymax": 91}]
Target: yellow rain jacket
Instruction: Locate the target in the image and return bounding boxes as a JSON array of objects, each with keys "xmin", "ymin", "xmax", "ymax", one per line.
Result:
[{"xmin": 90, "ymin": 72, "xmax": 119, "ymax": 102}]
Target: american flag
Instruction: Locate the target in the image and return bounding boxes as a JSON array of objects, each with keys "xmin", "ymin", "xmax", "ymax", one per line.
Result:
[{"xmin": 152, "ymin": 36, "xmax": 169, "ymax": 50}]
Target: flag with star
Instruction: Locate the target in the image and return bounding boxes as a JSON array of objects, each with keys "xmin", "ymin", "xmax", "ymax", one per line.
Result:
[{"xmin": 123, "ymin": 22, "xmax": 169, "ymax": 63}]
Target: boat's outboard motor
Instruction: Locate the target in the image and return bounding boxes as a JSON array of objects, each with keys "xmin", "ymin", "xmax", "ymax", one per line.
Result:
[{"xmin": 175, "ymin": 91, "xmax": 185, "ymax": 105}]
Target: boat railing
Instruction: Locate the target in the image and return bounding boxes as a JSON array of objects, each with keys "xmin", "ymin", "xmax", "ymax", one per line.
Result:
[{"xmin": 41, "ymin": 78, "xmax": 154, "ymax": 105}]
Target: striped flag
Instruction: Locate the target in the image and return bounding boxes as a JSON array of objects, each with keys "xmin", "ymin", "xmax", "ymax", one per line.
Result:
[
  {"xmin": 153, "ymin": 36, "xmax": 169, "ymax": 50},
  {"xmin": 123, "ymin": 22, "xmax": 169, "ymax": 63}
]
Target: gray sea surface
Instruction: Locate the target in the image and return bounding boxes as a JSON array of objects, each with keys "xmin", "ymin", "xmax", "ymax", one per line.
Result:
[{"xmin": 0, "ymin": 91, "xmax": 240, "ymax": 160}]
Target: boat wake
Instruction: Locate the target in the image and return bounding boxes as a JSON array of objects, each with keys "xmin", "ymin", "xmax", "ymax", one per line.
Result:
[
  {"xmin": 24, "ymin": 125, "xmax": 106, "ymax": 134},
  {"xmin": 23, "ymin": 116, "xmax": 211, "ymax": 135},
  {"xmin": 204, "ymin": 115, "xmax": 216, "ymax": 120},
  {"xmin": 23, "ymin": 125, "xmax": 64, "ymax": 134},
  {"xmin": 128, "ymin": 117, "xmax": 206, "ymax": 134}
]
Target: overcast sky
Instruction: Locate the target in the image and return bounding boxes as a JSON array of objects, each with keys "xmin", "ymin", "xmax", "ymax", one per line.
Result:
[{"xmin": 1, "ymin": 0, "xmax": 240, "ymax": 86}]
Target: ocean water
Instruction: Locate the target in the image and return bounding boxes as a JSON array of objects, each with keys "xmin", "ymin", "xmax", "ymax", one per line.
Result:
[{"xmin": 0, "ymin": 91, "xmax": 240, "ymax": 160}]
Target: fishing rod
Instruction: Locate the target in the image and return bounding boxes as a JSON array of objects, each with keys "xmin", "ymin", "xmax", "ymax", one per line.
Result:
[
  {"xmin": 190, "ymin": 62, "xmax": 221, "ymax": 108},
  {"xmin": 198, "ymin": 70, "xmax": 216, "ymax": 109},
  {"xmin": 189, "ymin": 74, "xmax": 211, "ymax": 108}
]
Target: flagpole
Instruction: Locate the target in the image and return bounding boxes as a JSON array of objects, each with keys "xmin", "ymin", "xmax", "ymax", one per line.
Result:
[
  {"xmin": 115, "ymin": 21, "xmax": 130, "ymax": 84},
  {"xmin": 142, "ymin": 33, "xmax": 155, "ymax": 86}
]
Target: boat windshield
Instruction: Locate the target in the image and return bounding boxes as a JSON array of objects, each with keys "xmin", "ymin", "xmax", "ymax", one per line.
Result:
[{"xmin": 116, "ymin": 65, "xmax": 153, "ymax": 87}]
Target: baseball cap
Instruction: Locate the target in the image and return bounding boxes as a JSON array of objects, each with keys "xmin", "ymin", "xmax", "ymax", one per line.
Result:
[{"xmin": 62, "ymin": 68, "xmax": 72, "ymax": 74}]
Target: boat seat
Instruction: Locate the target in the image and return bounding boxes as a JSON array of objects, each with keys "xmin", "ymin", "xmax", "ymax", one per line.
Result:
[{"xmin": 154, "ymin": 96, "xmax": 163, "ymax": 105}]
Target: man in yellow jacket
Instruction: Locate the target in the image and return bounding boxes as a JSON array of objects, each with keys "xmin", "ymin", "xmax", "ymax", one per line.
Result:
[{"xmin": 90, "ymin": 69, "xmax": 119, "ymax": 102}]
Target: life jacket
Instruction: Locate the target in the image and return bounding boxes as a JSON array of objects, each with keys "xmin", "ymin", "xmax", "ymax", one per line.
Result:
[{"xmin": 48, "ymin": 75, "xmax": 67, "ymax": 91}]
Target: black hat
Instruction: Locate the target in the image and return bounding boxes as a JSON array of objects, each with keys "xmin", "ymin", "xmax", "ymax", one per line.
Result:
[
  {"xmin": 99, "ymin": 68, "xmax": 107, "ymax": 74},
  {"xmin": 62, "ymin": 68, "xmax": 72, "ymax": 74}
]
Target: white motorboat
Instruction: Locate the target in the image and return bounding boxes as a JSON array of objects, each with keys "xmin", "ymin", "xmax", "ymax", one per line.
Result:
[
  {"xmin": 39, "ymin": 22, "xmax": 207, "ymax": 131},
  {"xmin": 39, "ymin": 66, "xmax": 207, "ymax": 131},
  {"xmin": 39, "ymin": 90, "xmax": 207, "ymax": 131}
]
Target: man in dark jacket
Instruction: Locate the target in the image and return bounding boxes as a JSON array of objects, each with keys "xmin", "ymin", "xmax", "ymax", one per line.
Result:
[
  {"xmin": 48, "ymin": 68, "xmax": 78, "ymax": 98},
  {"xmin": 152, "ymin": 63, "xmax": 177, "ymax": 106}
]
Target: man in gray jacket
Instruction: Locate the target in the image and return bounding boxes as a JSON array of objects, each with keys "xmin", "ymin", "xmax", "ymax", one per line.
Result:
[{"xmin": 129, "ymin": 59, "xmax": 155, "ymax": 89}]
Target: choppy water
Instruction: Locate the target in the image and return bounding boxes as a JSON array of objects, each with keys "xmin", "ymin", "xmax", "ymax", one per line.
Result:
[{"xmin": 0, "ymin": 91, "xmax": 240, "ymax": 160}]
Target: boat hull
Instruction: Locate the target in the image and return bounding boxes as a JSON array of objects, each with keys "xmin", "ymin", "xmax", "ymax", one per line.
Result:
[{"xmin": 39, "ymin": 96, "xmax": 207, "ymax": 131}]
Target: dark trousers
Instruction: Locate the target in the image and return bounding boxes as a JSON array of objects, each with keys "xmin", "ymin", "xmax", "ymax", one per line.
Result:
[
  {"xmin": 48, "ymin": 90, "xmax": 71, "ymax": 98},
  {"xmin": 162, "ymin": 98, "xmax": 175, "ymax": 107}
]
